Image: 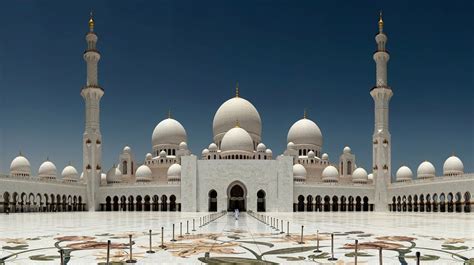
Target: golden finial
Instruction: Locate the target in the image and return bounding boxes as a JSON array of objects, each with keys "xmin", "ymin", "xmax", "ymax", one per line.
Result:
[
  {"xmin": 46, "ymin": 156, "xmax": 50, "ymax": 161},
  {"xmin": 89, "ymin": 11, "xmax": 94, "ymax": 32},
  {"xmin": 303, "ymin": 108, "xmax": 307, "ymax": 119},
  {"xmin": 235, "ymin": 119, "xmax": 240, "ymax": 127},
  {"xmin": 168, "ymin": 109, "xmax": 172, "ymax": 119},
  {"xmin": 235, "ymin": 81, "xmax": 239, "ymax": 98},
  {"xmin": 378, "ymin": 11, "xmax": 384, "ymax": 33},
  {"xmin": 19, "ymin": 150, "xmax": 23, "ymax": 156}
]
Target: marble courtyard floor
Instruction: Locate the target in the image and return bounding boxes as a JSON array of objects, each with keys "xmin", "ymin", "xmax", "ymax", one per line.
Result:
[{"xmin": 0, "ymin": 211, "xmax": 473, "ymax": 264}]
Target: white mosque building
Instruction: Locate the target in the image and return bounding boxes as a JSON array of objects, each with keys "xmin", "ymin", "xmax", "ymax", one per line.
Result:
[{"xmin": 1, "ymin": 14, "xmax": 473, "ymax": 214}]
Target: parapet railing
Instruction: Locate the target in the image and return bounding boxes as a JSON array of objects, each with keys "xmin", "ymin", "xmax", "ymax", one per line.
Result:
[
  {"xmin": 0, "ymin": 173, "xmax": 85, "ymax": 186},
  {"xmin": 389, "ymin": 173, "xmax": 474, "ymax": 187}
]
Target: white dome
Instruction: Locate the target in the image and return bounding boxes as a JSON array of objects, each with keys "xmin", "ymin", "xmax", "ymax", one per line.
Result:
[
  {"xmin": 159, "ymin": 150, "xmax": 167, "ymax": 157},
  {"xmin": 136, "ymin": 165, "xmax": 152, "ymax": 182},
  {"xmin": 265, "ymin": 149, "xmax": 273, "ymax": 155},
  {"xmin": 167, "ymin": 163, "xmax": 181, "ymax": 182},
  {"xmin": 145, "ymin": 153, "xmax": 153, "ymax": 160},
  {"xmin": 213, "ymin": 96, "xmax": 261, "ymax": 142},
  {"xmin": 257, "ymin": 143, "xmax": 266, "ymax": 152},
  {"xmin": 61, "ymin": 165, "xmax": 79, "ymax": 180},
  {"xmin": 343, "ymin": 146, "xmax": 351, "ymax": 154},
  {"xmin": 417, "ymin": 161, "xmax": 436, "ymax": 179},
  {"xmin": 101, "ymin": 173, "xmax": 106, "ymax": 183},
  {"xmin": 368, "ymin": 173, "xmax": 374, "ymax": 180},
  {"xmin": 293, "ymin": 164, "xmax": 307, "ymax": 182},
  {"xmin": 287, "ymin": 118, "xmax": 323, "ymax": 147},
  {"xmin": 208, "ymin": 143, "xmax": 218, "ymax": 152},
  {"xmin": 106, "ymin": 166, "xmax": 122, "ymax": 183},
  {"xmin": 202, "ymin": 148, "xmax": 209, "ymax": 156},
  {"xmin": 443, "ymin": 156, "xmax": 464, "ymax": 176},
  {"xmin": 38, "ymin": 161, "xmax": 57, "ymax": 179},
  {"xmin": 396, "ymin": 166, "xmax": 413, "ymax": 182},
  {"xmin": 287, "ymin": 142, "xmax": 296, "ymax": 150},
  {"xmin": 10, "ymin": 155, "xmax": 31, "ymax": 176},
  {"xmin": 322, "ymin": 165, "xmax": 339, "ymax": 182},
  {"xmin": 123, "ymin": 146, "xmax": 131, "ymax": 153},
  {"xmin": 220, "ymin": 127, "xmax": 254, "ymax": 153},
  {"xmin": 322, "ymin": 153, "xmax": 329, "ymax": 160},
  {"xmin": 152, "ymin": 118, "xmax": 187, "ymax": 148},
  {"xmin": 307, "ymin": 150, "xmax": 315, "ymax": 158},
  {"xmin": 80, "ymin": 172, "xmax": 84, "ymax": 181},
  {"xmin": 179, "ymin": 141, "xmax": 188, "ymax": 150},
  {"xmin": 352, "ymin": 167, "xmax": 368, "ymax": 183}
]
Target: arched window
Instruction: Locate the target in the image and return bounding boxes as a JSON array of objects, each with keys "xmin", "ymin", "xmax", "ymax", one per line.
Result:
[
  {"xmin": 340, "ymin": 162, "xmax": 344, "ymax": 175},
  {"xmin": 347, "ymin": 161, "xmax": 352, "ymax": 175},
  {"xmin": 122, "ymin": 161, "xmax": 128, "ymax": 175}
]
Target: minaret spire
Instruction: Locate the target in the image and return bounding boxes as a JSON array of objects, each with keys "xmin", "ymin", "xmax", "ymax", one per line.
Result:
[
  {"xmin": 378, "ymin": 11, "xmax": 383, "ymax": 33},
  {"xmin": 303, "ymin": 109, "xmax": 307, "ymax": 119},
  {"xmin": 81, "ymin": 13, "xmax": 104, "ymax": 211},
  {"xmin": 235, "ymin": 81, "xmax": 239, "ymax": 98}
]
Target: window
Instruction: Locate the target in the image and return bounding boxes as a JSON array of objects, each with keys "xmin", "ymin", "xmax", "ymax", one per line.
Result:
[
  {"xmin": 347, "ymin": 161, "xmax": 352, "ymax": 175},
  {"xmin": 340, "ymin": 162, "xmax": 344, "ymax": 175},
  {"xmin": 122, "ymin": 161, "xmax": 128, "ymax": 175}
]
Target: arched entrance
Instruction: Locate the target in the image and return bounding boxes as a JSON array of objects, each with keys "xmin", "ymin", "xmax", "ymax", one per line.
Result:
[
  {"xmin": 208, "ymin": 190, "xmax": 217, "ymax": 212},
  {"xmin": 227, "ymin": 182, "xmax": 246, "ymax": 212},
  {"xmin": 257, "ymin": 190, "xmax": 266, "ymax": 212}
]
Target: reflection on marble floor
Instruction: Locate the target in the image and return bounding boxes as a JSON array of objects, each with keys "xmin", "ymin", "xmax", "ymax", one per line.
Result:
[{"xmin": 0, "ymin": 212, "xmax": 473, "ymax": 264}]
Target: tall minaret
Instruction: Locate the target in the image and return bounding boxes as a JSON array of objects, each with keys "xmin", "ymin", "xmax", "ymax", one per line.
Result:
[
  {"xmin": 371, "ymin": 12, "xmax": 393, "ymax": 212},
  {"xmin": 81, "ymin": 13, "xmax": 104, "ymax": 211}
]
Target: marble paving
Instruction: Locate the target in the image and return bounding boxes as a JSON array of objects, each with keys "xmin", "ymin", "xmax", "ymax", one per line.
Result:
[{"xmin": 0, "ymin": 211, "xmax": 473, "ymax": 264}]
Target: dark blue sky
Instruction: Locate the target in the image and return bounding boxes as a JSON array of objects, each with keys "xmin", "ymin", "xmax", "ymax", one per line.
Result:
[{"xmin": 0, "ymin": 1, "xmax": 472, "ymax": 179}]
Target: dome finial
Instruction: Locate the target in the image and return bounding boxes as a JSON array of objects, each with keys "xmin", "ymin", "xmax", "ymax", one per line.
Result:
[
  {"xmin": 19, "ymin": 150, "xmax": 23, "ymax": 156},
  {"xmin": 303, "ymin": 108, "xmax": 307, "ymax": 119},
  {"xmin": 168, "ymin": 109, "xmax": 172, "ymax": 119},
  {"xmin": 235, "ymin": 81, "xmax": 239, "ymax": 98},
  {"xmin": 235, "ymin": 119, "xmax": 240, "ymax": 127},
  {"xmin": 89, "ymin": 11, "xmax": 94, "ymax": 32},
  {"xmin": 378, "ymin": 10, "xmax": 384, "ymax": 33},
  {"xmin": 46, "ymin": 156, "xmax": 50, "ymax": 161}
]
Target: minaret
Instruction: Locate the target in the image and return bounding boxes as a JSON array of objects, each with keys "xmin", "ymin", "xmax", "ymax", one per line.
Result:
[
  {"xmin": 81, "ymin": 13, "xmax": 104, "ymax": 211},
  {"xmin": 371, "ymin": 12, "xmax": 393, "ymax": 212}
]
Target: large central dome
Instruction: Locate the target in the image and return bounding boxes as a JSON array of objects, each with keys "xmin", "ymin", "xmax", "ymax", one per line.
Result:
[{"xmin": 213, "ymin": 95, "xmax": 262, "ymax": 145}]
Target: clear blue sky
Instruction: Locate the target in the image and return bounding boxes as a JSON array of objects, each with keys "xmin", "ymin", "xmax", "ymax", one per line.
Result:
[{"xmin": 0, "ymin": 0, "xmax": 472, "ymax": 179}]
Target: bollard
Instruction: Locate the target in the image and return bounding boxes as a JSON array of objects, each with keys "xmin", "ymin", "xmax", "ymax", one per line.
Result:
[
  {"xmin": 314, "ymin": 230, "xmax": 321, "ymax": 253},
  {"xmin": 328, "ymin": 233, "xmax": 337, "ymax": 261},
  {"xmin": 192, "ymin": 219, "xmax": 196, "ymax": 231},
  {"xmin": 125, "ymin": 234, "xmax": 137, "ymax": 263},
  {"xmin": 59, "ymin": 249, "xmax": 64, "ymax": 265},
  {"xmin": 276, "ymin": 218, "xmax": 279, "ymax": 231},
  {"xmin": 378, "ymin": 247, "xmax": 383, "ymax": 265},
  {"xmin": 106, "ymin": 240, "xmax": 111, "ymax": 264},
  {"xmin": 298, "ymin": 225, "xmax": 304, "ymax": 244},
  {"xmin": 159, "ymin": 227, "xmax": 166, "ymax": 248},
  {"xmin": 286, "ymin": 221, "xmax": 290, "ymax": 237},
  {"xmin": 200, "ymin": 217, "xmax": 202, "ymax": 227},
  {"xmin": 147, "ymin": 230, "xmax": 155, "ymax": 254},
  {"xmin": 354, "ymin": 239, "xmax": 358, "ymax": 265},
  {"xmin": 179, "ymin": 222, "xmax": 183, "ymax": 238},
  {"xmin": 280, "ymin": 220, "xmax": 284, "ymax": 234},
  {"xmin": 186, "ymin": 220, "xmax": 190, "ymax": 235},
  {"xmin": 416, "ymin": 251, "xmax": 420, "ymax": 265},
  {"xmin": 171, "ymin": 224, "xmax": 177, "ymax": 242}
]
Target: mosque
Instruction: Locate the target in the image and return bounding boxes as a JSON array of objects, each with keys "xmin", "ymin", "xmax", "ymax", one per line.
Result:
[{"xmin": 1, "ymin": 14, "xmax": 472, "ymax": 214}]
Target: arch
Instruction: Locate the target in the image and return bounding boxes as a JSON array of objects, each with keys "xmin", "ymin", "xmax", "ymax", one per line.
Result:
[
  {"xmin": 323, "ymin": 196, "xmax": 330, "ymax": 212},
  {"xmin": 297, "ymin": 195, "xmax": 305, "ymax": 212},
  {"xmin": 144, "ymin": 195, "xmax": 151, "ymax": 211},
  {"xmin": 128, "ymin": 196, "xmax": 135, "ymax": 211},
  {"xmin": 113, "ymin": 196, "xmax": 119, "ymax": 211},
  {"xmin": 3, "ymin": 192, "xmax": 10, "ymax": 213},
  {"xmin": 407, "ymin": 195, "xmax": 413, "ymax": 212},
  {"xmin": 439, "ymin": 193, "xmax": 446, "ymax": 212},
  {"xmin": 413, "ymin": 195, "xmax": 418, "ymax": 212},
  {"xmin": 455, "ymin": 192, "xmax": 462, "ymax": 212},
  {"xmin": 363, "ymin": 196, "xmax": 369, "ymax": 211},
  {"xmin": 433, "ymin": 193, "xmax": 439, "ymax": 212},
  {"xmin": 136, "ymin": 195, "xmax": 143, "ymax": 211},
  {"xmin": 208, "ymin": 190, "xmax": 218, "ymax": 212},
  {"xmin": 122, "ymin": 161, "xmax": 128, "ymax": 175},
  {"xmin": 315, "ymin": 195, "xmax": 322, "ymax": 212},
  {"xmin": 464, "ymin": 192, "xmax": 471, "ymax": 213},
  {"xmin": 348, "ymin": 196, "xmax": 354, "ymax": 211},
  {"xmin": 120, "ymin": 196, "xmax": 127, "ymax": 211},
  {"xmin": 340, "ymin": 196, "xmax": 347, "ymax": 211},
  {"xmin": 391, "ymin": 196, "xmax": 396, "ymax": 212},
  {"xmin": 257, "ymin": 190, "xmax": 266, "ymax": 212},
  {"xmin": 419, "ymin": 194, "xmax": 425, "ymax": 212},
  {"xmin": 332, "ymin": 196, "xmax": 338, "ymax": 211},
  {"xmin": 402, "ymin": 196, "xmax": 407, "ymax": 212},
  {"xmin": 170, "ymin": 195, "xmax": 177, "ymax": 211},
  {"xmin": 347, "ymin": 161, "xmax": 352, "ymax": 175},
  {"xmin": 227, "ymin": 181, "xmax": 247, "ymax": 212},
  {"xmin": 152, "ymin": 195, "xmax": 159, "ymax": 211},
  {"xmin": 306, "ymin": 195, "xmax": 313, "ymax": 212},
  {"xmin": 397, "ymin": 196, "xmax": 401, "ymax": 212},
  {"xmin": 355, "ymin": 196, "xmax": 362, "ymax": 212},
  {"xmin": 447, "ymin": 192, "xmax": 454, "ymax": 212},
  {"xmin": 161, "ymin": 195, "xmax": 168, "ymax": 211},
  {"xmin": 105, "ymin": 196, "xmax": 112, "ymax": 211}
]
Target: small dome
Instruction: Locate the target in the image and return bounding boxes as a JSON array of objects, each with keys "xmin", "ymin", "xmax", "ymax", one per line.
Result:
[
  {"xmin": 10, "ymin": 155, "xmax": 31, "ymax": 176},
  {"xmin": 396, "ymin": 166, "xmax": 413, "ymax": 182},
  {"xmin": 287, "ymin": 118, "xmax": 323, "ymax": 147},
  {"xmin": 322, "ymin": 165, "xmax": 339, "ymax": 182},
  {"xmin": 307, "ymin": 150, "xmax": 315, "ymax": 158},
  {"xmin": 321, "ymin": 153, "xmax": 329, "ymax": 160},
  {"xmin": 202, "ymin": 148, "xmax": 209, "ymax": 156},
  {"xmin": 136, "ymin": 165, "xmax": 152, "ymax": 182},
  {"xmin": 265, "ymin": 149, "xmax": 273, "ymax": 156},
  {"xmin": 145, "ymin": 153, "xmax": 153, "ymax": 160},
  {"xmin": 417, "ymin": 161, "xmax": 435, "ymax": 179},
  {"xmin": 257, "ymin": 143, "xmax": 266, "ymax": 152},
  {"xmin": 152, "ymin": 118, "xmax": 187, "ymax": 148},
  {"xmin": 159, "ymin": 150, "xmax": 167, "ymax": 157},
  {"xmin": 101, "ymin": 173, "xmax": 107, "ymax": 183},
  {"xmin": 443, "ymin": 155, "xmax": 464, "ymax": 176},
  {"xmin": 352, "ymin": 167, "xmax": 368, "ymax": 183},
  {"xmin": 293, "ymin": 164, "xmax": 307, "ymax": 182},
  {"xmin": 179, "ymin": 141, "xmax": 188, "ymax": 150},
  {"xmin": 61, "ymin": 165, "xmax": 79, "ymax": 181},
  {"xmin": 38, "ymin": 160, "xmax": 57, "ymax": 179},
  {"xmin": 343, "ymin": 146, "xmax": 351, "ymax": 154},
  {"xmin": 368, "ymin": 173, "xmax": 374, "ymax": 180},
  {"xmin": 167, "ymin": 163, "xmax": 181, "ymax": 183},
  {"xmin": 220, "ymin": 126, "xmax": 254, "ymax": 153},
  {"xmin": 123, "ymin": 146, "xmax": 131, "ymax": 153},
  {"xmin": 287, "ymin": 142, "xmax": 296, "ymax": 150},
  {"xmin": 106, "ymin": 166, "xmax": 122, "ymax": 184},
  {"xmin": 208, "ymin": 143, "xmax": 218, "ymax": 152}
]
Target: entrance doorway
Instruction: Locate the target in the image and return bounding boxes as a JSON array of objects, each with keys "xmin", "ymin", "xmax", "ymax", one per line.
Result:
[
  {"xmin": 208, "ymin": 190, "xmax": 217, "ymax": 212},
  {"xmin": 227, "ymin": 182, "xmax": 246, "ymax": 212},
  {"xmin": 257, "ymin": 190, "xmax": 266, "ymax": 212}
]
